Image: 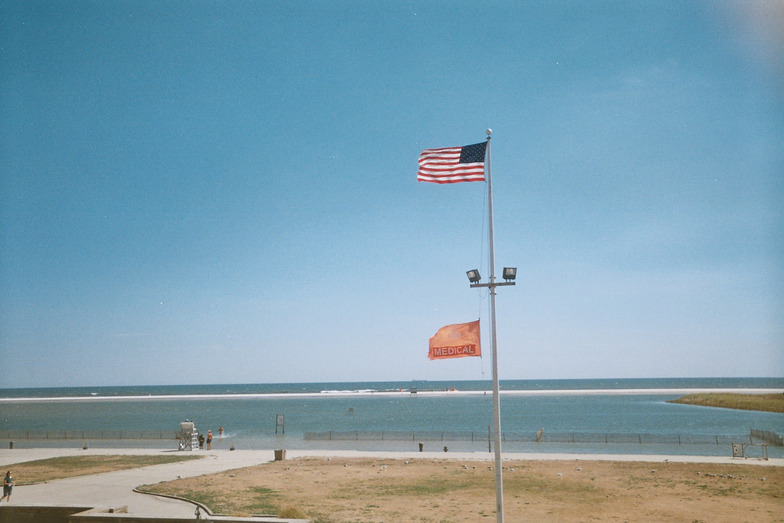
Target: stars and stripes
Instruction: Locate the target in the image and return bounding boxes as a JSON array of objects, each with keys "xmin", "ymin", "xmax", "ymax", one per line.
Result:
[{"xmin": 417, "ymin": 142, "xmax": 487, "ymax": 184}]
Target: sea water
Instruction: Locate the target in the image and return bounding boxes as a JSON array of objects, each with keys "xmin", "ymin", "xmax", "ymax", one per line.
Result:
[{"xmin": 1, "ymin": 378, "xmax": 782, "ymax": 457}]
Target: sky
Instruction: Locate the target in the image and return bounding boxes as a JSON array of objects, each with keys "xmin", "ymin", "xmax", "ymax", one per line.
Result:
[{"xmin": 1, "ymin": 1, "xmax": 782, "ymax": 388}]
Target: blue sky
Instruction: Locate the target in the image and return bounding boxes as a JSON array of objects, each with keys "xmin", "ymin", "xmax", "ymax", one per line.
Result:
[{"xmin": 1, "ymin": 1, "xmax": 782, "ymax": 388}]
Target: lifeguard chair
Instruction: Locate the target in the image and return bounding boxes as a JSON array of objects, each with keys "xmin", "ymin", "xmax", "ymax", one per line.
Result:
[{"xmin": 177, "ymin": 421, "xmax": 198, "ymax": 451}]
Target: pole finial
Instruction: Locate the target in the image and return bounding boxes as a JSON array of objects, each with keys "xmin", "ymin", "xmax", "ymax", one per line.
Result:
[{"xmin": 486, "ymin": 128, "xmax": 492, "ymax": 137}]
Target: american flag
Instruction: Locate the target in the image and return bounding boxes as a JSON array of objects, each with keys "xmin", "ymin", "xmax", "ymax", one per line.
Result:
[{"xmin": 417, "ymin": 141, "xmax": 487, "ymax": 184}]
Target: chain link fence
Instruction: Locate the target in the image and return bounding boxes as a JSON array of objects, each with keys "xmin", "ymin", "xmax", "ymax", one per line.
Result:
[
  {"xmin": 2, "ymin": 428, "xmax": 780, "ymax": 448},
  {"xmin": 305, "ymin": 429, "xmax": 781, "ymax": 446},
  {"xmin": 0, "ymin": 430, "xmax": 176, "ymax": 440}
]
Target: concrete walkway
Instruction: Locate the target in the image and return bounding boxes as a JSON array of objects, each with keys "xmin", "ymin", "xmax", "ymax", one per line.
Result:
[{"xmin": 0, "ymin": 448, "xmax": 277, "ymax": 517}]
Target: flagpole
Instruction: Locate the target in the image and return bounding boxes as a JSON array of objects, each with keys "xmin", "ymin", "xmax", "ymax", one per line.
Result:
[
  {"xmin": 422, "ymin": 130, "xmax": 513, "ymax": 521},
  {"xmin": 484, "ymin": 128, "xmax": 505, "ymax": 522}
]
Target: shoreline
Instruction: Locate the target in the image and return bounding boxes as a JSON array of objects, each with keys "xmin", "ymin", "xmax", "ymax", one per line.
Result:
[{"xmin": 1, "ymin": 387, "xmax": 782, "ymax": 402}]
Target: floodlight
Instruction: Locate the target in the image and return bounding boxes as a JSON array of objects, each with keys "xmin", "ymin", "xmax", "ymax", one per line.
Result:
[{"xmin": 466, "ymin": 269, "xmax": 481, "ymax": 284}]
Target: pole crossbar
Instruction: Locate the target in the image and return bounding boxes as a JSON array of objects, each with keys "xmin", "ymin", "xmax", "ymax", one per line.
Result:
[{"xmin": 470, "ymin": 281, "xmax": 515, "ymax": 289}]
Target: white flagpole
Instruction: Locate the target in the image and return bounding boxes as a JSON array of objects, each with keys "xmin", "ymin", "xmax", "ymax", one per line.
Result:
[{"xmin": 484, "ymin": 128, "xmax": 504, "ymax": 522}]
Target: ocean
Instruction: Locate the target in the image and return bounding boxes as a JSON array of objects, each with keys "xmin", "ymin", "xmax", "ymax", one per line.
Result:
[{"xmin": 1, "ymin": 378, "xmax": 783, "ymax": 458}]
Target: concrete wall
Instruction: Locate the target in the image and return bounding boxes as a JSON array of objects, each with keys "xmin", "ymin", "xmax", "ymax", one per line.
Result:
[
  {"xmin": 0, "ymin": 506, "xmax": 308, "ymax": 523},
  {"xmin": 0, "ymin": 505, "xmax": 92, "ymax": 523}
]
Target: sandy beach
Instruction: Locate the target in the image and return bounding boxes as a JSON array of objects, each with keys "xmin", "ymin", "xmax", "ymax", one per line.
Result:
[{"xmin": 1, "ymin": 447, "xmax": 781, "ymax": 521}]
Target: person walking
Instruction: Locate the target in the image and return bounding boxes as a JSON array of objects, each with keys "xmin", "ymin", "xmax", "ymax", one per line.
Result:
[
  {"xmin": 1, "ymin": 470, "xmax": 14, "ymax": 502},
  {"xmin": 206, "ymin": 430, "xmax": 213, "ymax": 450}
]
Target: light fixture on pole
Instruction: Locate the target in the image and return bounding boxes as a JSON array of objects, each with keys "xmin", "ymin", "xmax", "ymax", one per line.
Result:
[
  {"xmin": 469, "ymin": 268, "xmax": 517, "ymax": 289},
  {"xmin": 466, "ymin": 269, "xmax": 481, "ymax": 284}
]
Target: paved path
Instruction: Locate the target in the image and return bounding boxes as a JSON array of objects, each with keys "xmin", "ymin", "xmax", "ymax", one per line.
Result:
[
  {"xmin": 0, "ymin": 448, "xmax": 276, "ymax": 517},
  {"xmin": 0, "ymin": 448, "xmax": 780, "ymax": 517}
]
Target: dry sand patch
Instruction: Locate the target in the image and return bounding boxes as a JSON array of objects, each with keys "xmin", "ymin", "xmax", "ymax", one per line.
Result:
[{"xmin": 141, "ymin": 457, "xmax": 784, "ymax": 522}]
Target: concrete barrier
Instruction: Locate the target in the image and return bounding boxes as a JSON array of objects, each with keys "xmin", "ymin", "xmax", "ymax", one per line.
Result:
[
  {"xmin": 0, "ymin": 506, "xmax": 308, "ymax": 523},
  {"xmin": 0, "ymin": 505, "xmax": 92, "ymax": 523}
]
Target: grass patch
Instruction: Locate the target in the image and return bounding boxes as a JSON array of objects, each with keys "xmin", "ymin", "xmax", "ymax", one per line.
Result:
[
  {"xmin": 278, "ymin": 506, "xmax": 308, "ymax": 519},
  {"xmin": 141, "ymin": 481, "xmax": 288, "ymax": 517},
  {"xmin": 245, "ymin": 486, "xmax": 280, "ymax": 514},
  {"xmin": 10, "ymin": 454, "xmax": 201, "ymax": 485},
  {"xmin": 667, "ymin": 393, "xmax": 784, "ymax": 413},
  {"xmin": 371, "ymin": 477, "xmax": 481, "ymax": 497}
]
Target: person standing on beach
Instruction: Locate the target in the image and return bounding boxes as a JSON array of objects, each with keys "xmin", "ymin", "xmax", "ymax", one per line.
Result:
[
  {"xmin": 198, "ymin": 433, "xmax": 205, "ymax": 450},
  {"xmin": 206, "ymin": 430, "xmax": 213, "ymax": 450},
  {"xmin": 1, "ymin": 470, "xmax": 13, "ymax": 502}
]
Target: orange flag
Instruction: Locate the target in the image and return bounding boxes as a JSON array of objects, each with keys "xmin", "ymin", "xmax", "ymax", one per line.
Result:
[{"xmin": 428, "ymin": 320, "xmax": 481, "ymax": 360}]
